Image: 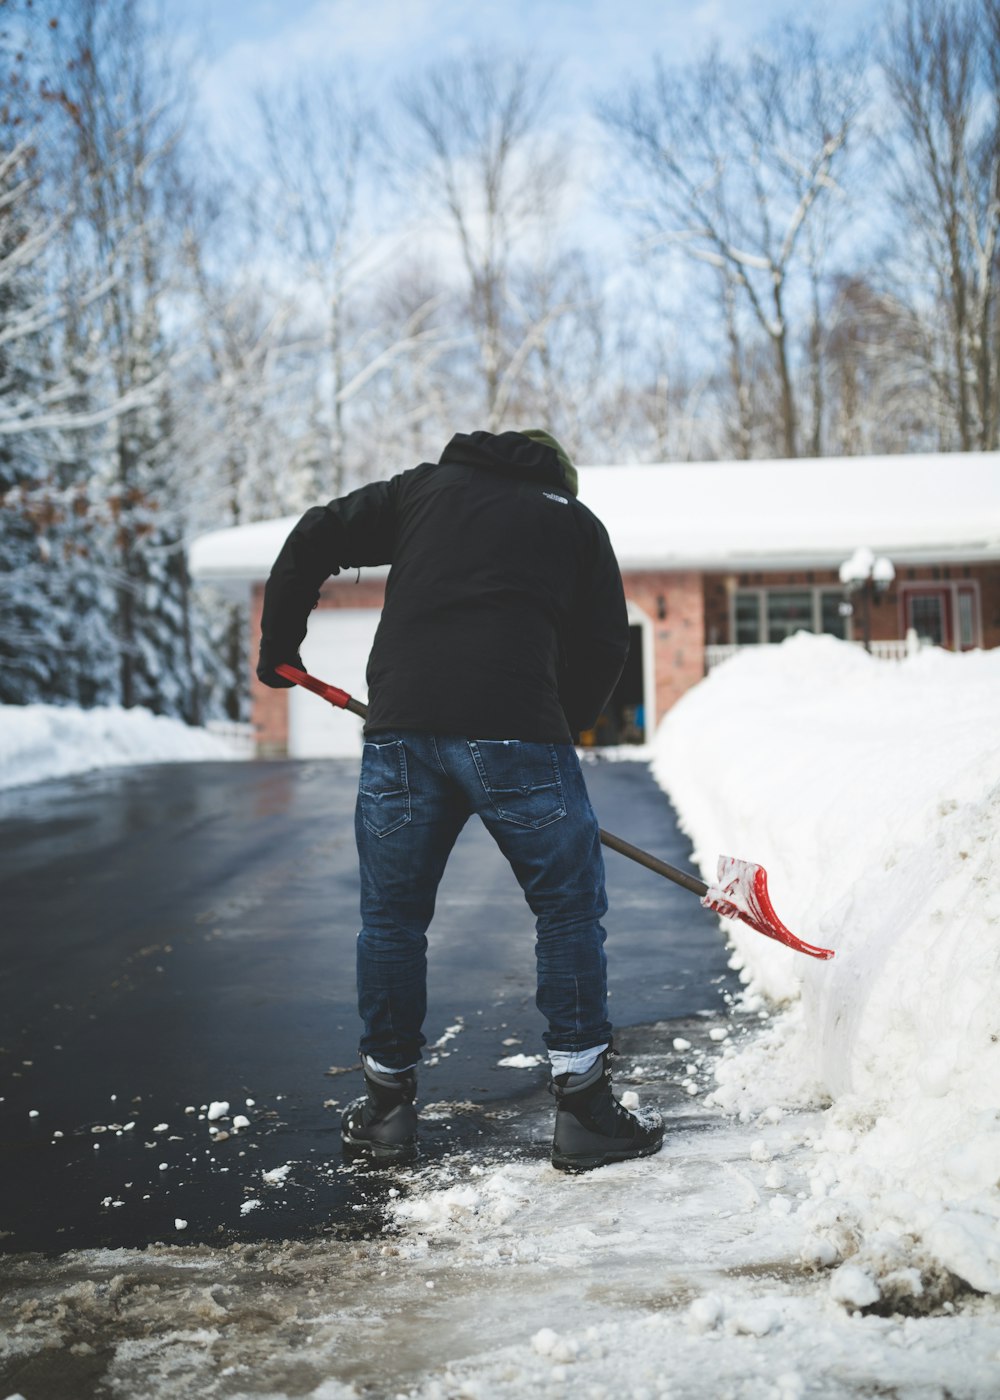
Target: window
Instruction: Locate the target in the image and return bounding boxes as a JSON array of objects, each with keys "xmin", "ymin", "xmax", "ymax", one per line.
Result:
[
  {"xmin": 820, "ymin": 591, "xmax": 849, "ymax": 640},
  {"xmin": 767, "ymin": 591, "xmax": 816, "ymax": 643},
  {"xmin": 734, "ymin": 591, "xmax": 762, "ymax": 644},
  {"xmin": 957, "ymin": 587, "xmax": 976, "ymax": 649},
  {"xmin": 908, "ymin": 594, "xmax": 945, "ymax": 646},
  {"xmin": 733, "ymin": 587, "xmax": 847, "ymax": 644},
  {"xmin": 900, "ymin": 582, "xmax": 981, "ymax": 651}
]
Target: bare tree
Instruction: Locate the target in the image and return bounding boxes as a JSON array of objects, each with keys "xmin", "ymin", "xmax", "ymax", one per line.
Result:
[
  {"xmin": 507, "ymin": 249, "xmax": 607, "ymax": 444},
  {"xmin": 182, "ymin": 196, "xmax": 303, "ymax": 527},
  {"xmin": 880, "ymin": 0, "xmax": 1000, "ymax": 451},
  {"xmin": 601, "ymin": 25, "xmax": 866, "ymax": 458},
  {"xmin": 339, "ymin": 257, "xmax": 462, "ymax": 470},
  {"xmin": 399, "ymin": 51, "xmax": 577, "ymax": 430},
  {"xmin": 577, "ymin": 267, "xmax": 720, "ymax": 464},
  {"xmin": 251, "ymin": 75, "xmax": 370, "ymax": 496},
  {"xmin": 247, "ymin": 75, "xmax": 451, "ymax": 495},
  {"xmin": 822, "ymin": 275, "xmax": 944, "ymax": 454}
]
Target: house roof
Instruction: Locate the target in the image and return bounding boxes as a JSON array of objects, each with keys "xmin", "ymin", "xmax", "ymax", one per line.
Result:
[{"xmin": 189, "ymin": 451, "xmax": 1000, "ymax": 590}]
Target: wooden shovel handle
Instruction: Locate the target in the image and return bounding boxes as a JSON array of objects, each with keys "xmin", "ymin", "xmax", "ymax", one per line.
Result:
[{"xmin": 598, "ymin": 828, "xmax": 709, "ymax": 897}]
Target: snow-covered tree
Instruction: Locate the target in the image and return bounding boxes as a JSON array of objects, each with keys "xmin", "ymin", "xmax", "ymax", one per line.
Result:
[
  {"xmin": 49, "ymin": 0, "xmax": 227, "ymax": 721},
  {"xmin": 0, "ymin": 5, "xmax": 120, "ymax": 706}
]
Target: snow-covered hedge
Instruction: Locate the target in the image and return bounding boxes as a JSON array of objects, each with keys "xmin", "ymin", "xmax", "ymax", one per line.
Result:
[{"xmin": 654, "ymin": 634, "xmax": 1000, "ymax": 1298}]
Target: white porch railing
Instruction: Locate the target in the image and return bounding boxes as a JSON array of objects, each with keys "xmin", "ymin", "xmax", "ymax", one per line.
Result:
[
  {"xmin": 704, "ymin": 644, "xmax": 743, "ymax": 669},
  {"xmin": 705, "ymin": 634, "xmax": 924, "ymax": 672},
  {"xmin": 863, "ymin": 639, "xmax": 914, "ymax": 661}
]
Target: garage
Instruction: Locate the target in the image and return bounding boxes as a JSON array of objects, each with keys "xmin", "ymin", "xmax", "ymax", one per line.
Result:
[{"xmin": 289, "ymin": 609, "xmax": 382, "ymax": 757}]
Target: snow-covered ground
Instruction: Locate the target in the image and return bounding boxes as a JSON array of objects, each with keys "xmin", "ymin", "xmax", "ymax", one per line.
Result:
[
  {"xmin": 2, "ymin": 636, "xmax": 998, "ymax": 1398},
  {"xmin": 0, "ymin": 702, "xmax": 245, "ymax": 790},
  {"xmin": 655, "ymin": 634, "xmax": 1000, "ymax": 1304}
]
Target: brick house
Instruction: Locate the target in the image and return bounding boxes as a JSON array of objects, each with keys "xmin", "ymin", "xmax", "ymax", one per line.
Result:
[{"xmin": 190, "ymin": 451, "xmax": 1000, "ymax": 756}]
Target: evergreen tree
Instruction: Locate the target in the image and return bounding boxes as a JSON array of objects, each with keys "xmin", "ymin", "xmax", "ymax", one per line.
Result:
[{"xmin": 0, "ymin": 8, "xmax": 115, "ymax": 706}]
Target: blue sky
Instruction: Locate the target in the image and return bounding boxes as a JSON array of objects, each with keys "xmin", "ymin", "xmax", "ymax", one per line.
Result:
[
  {"xmin": 165, "ymin": 0, "xmax": 884, "ymax": 336},
  {"xmin": 172, "ymin": 0, "xmax": 878, "ymax": 139}
]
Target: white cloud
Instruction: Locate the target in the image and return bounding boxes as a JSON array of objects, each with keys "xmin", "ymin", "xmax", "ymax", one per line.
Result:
[{"xmin": 183, "ymin": 0, "xmax": 877, "ymax": 148}]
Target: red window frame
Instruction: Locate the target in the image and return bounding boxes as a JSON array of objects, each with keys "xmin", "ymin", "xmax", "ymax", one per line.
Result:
[{"xmin": 898, "ymin": 582, "xmax": 981, "ymax": 651}]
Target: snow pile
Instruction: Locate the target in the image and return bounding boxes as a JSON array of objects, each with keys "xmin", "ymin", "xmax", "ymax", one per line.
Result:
[
  {"xmin": 654, "ymin": 634, "xmax": 1000, "ymax": 1299},
  {"xmin": 0, "ymin": 702, "xmax": 244, "ymax": 790}
]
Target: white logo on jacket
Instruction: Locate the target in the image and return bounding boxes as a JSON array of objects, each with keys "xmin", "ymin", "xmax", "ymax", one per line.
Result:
[{"xmin": 542, "ymin": 491, "xmax": 569, "ymax": 505}]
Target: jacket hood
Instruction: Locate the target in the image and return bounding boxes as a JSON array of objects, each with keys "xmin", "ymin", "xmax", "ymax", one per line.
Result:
[
  {"xmin": 439, "ymin": 431, "xmax": 577, "ymax": 497},
  {"xmin": 516, "ymin": 429, "xmax": 578, "ymax": 498}
]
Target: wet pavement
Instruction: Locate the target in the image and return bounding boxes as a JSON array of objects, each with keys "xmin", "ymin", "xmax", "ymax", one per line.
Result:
[{"xmin": 0, "ymin": 754, "xmax": 738, "ymax": 1254}]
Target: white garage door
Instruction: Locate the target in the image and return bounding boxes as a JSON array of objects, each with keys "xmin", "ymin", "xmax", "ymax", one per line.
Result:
[{"xmin": 288, "ymin": 608, "xmax": 381, "ymax": 757}]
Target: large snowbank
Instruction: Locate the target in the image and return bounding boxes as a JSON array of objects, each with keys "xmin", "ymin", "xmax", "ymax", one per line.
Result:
[
  {"xmin": 0, "ymin": 702, "xmax": 244, "ymax": 790},
  {"xmin": 654, "ymin": 634, "xmax": 1000, "ymax": 1299}
]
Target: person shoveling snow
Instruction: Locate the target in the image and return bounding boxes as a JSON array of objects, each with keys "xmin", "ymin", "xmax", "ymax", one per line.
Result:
[{"xmin": 257, "ymin": 427, "xmax": 663, "ymax": 1171}]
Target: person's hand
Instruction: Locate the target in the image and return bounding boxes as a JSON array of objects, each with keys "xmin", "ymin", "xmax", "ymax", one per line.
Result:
[{"xmin": 256, "ymin": 650, "xmax": 304, "ymax": 688}]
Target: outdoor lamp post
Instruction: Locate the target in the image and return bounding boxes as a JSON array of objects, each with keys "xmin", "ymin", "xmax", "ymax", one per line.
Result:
[{"xmin": 839, "ymin": 547, "xmax": 895, "ymax": 654}]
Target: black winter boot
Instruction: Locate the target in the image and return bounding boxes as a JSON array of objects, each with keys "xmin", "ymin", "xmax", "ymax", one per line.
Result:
[
  {"xmin": 341, "ymin": 1061, "xmax": 419, "ymax": 1165},
  {"xmin": 550, "ymin": 1050, "xmax": 664, "ymax": 1172}
]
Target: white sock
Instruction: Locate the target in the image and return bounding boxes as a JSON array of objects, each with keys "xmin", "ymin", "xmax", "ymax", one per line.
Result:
[
  {"xmin": 365, "ymin": 1055, "xmax": 418, "ymax": 1075},
  {"xmin": 548, "ymin": 1043, "xmax": 608, "ymax": 1077}
]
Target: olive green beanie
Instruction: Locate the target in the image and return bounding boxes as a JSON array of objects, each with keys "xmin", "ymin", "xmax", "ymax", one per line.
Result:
[{"xmin": 518, "ymin": 428, "xmax": 579, "ymax": 498}]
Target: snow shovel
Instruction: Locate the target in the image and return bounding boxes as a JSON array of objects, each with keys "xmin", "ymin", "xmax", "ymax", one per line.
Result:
[{"xmin": 275, "ymin": 664, "xmax": 834, "ymax": 961}]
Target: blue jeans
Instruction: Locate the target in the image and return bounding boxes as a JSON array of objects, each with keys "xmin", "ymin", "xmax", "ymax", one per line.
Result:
[{"xmin": 355, "ymin": 732, "xmax": 612, "ymax": 1070}]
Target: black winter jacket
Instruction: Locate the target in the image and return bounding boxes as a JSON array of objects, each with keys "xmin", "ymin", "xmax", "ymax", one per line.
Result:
[{"xmin": 258, "ymin": 431, "xmax": 629, "ymax": 742}]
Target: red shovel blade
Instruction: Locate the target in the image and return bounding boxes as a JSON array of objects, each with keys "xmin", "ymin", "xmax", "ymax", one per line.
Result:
[{"xmin": 702, "ymin": 855, "xmax": 835, "ymax": 961}]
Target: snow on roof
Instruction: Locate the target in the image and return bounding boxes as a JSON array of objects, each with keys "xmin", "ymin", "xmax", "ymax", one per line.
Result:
[{"xmin": 189, "ymin": 451, "xmax": 1000, "ymax": 588}]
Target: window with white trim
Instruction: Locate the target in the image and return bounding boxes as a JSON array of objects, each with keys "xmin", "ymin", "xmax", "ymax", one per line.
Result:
[{"xmin": 732, "ymin": 588, "xmax": 848, "ymax": 644}]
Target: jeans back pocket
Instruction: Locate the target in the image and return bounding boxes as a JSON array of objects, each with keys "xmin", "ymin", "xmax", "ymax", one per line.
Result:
[
  {"xmin": 469, "ymin": 740, "xmax": 566, "ymax": 828},
  {"xmin": 360, "ymin": 740, "xmax": 411, "ymax": 837}
]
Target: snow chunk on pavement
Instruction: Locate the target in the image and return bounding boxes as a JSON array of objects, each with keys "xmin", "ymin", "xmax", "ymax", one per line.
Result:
[
  {"xmin": 726, "ymin": 1302, "xmax": 781, "ymax": 1337},
  {"xmin": 530, "ymin": 1327, "xmax": 577, "ymax": 1361},
  {"xmin": 393, "ymin": 1164, "xmax": 530, "ymax": 1231},
  {"xmin": 687, "ymin": 1294, "xmax": 724, "ymax": 1333},
  {"xmin": 829, "ymin": 1264, "xmax": 881, "ymax": 1309},
  {"xmin": 497, "ymin": 1053, "xmax": 545, "ymax": 1068}
]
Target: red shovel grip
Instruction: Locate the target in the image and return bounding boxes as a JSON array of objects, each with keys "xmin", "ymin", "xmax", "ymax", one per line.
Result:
[{"xmin": 274, "ymin": 664, "xmax": 369, "ymax": 719}]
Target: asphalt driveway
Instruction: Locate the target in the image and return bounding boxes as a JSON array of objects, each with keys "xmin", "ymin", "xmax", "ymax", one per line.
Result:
[{"xmin": 0, "ymin": 754, "xmax": 737, "ymax": 1252}]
